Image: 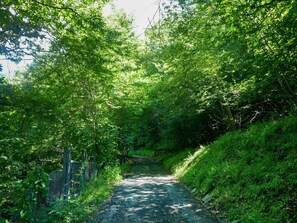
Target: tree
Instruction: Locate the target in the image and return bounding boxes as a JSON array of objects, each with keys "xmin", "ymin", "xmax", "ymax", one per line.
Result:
[{"xmin": 0, "ymin": 2, "xmax": 144, "ymax": 221}]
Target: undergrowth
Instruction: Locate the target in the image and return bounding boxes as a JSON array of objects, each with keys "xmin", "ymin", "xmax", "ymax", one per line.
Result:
[
  {"xmin": 159, "ymin": 117, "xmax": 297, "ymax": 223},
  {"xmin": 46, "ymin": 164, "xmax": 129, "ymax": 223}
]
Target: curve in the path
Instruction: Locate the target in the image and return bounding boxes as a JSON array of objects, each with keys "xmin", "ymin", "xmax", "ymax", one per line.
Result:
[{"xmin": 94, "ymin": 157, "xmax": 219, "ymax": 223}]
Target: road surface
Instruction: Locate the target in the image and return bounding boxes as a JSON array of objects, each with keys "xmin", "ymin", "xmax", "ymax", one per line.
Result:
[{"xmin": 94, "ymin": 157, "xmax": 219, "ymax": 223}]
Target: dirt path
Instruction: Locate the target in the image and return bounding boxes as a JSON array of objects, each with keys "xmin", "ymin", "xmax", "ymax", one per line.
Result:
[{"xmin": 94, "ymin": 157, "xmax": 219, "ymax": 223}]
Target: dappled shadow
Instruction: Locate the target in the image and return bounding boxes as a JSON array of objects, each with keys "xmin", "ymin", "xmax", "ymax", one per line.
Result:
[{"xmin": 95, "ymin": 157, "xmax": 219, "ymax": 223}]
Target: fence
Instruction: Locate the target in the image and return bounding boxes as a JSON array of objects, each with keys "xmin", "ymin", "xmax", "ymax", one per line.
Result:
[
  {"xmin": 47, "ymin": 148, "xmax": 98, "ymax": 202},
  {"xmin": 11, "ymin": 149, "xmax": 98, "ymax": 222}
]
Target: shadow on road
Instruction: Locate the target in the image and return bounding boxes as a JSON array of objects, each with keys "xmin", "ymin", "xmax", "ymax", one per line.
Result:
[{"xmin": 93, "ymin": 157, "xmax": 219, "ymax": 223}]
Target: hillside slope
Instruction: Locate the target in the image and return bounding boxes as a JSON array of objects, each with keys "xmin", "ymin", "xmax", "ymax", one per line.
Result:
[{"xmin": 159, "ymin": 117, "xmax": 297, "ymax": 222}]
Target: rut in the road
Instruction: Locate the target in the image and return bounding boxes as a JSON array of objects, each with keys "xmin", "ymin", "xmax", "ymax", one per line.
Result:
[{"xmin": 93, "ymin": 157, "xmax": 220, "ymax": 223}]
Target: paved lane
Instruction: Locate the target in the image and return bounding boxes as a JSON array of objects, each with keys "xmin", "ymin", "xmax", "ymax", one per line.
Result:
[{"xmin": 94, "ymin": 157, "xmax": 219, "ymax": 223}]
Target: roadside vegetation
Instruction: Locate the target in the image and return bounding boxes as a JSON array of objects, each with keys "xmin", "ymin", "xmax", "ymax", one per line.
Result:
[
  {"xmin": 159, "ymin": 117, "xmax": 297, "ymax": 223},
  {"xmin": 47, "ymin": 164, "xmax": 129, "ymax": 223},
  {"xmin": 128, "ymin": 149, "xmax": 155, "ymax": 157}
]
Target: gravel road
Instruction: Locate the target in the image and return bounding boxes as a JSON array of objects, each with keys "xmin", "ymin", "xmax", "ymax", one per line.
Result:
[{"xmin": 94, "ymin": 157, "xmax": 219, "ymax": 223}]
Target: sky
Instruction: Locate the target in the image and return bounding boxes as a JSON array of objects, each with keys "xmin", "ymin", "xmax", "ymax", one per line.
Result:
[
  {"xmin": 103, "ymin": 0, "xmax": 164, "ymax": 36},
  {"xmin": 1, "ymin": 0, "xmax": 165, "ymax": 77},
  {"xmin": 0, "ymin": 57, "xmax": 33, "ymax": 78}
]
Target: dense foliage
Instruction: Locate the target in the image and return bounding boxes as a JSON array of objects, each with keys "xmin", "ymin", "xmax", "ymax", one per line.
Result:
[
  {"xmin": 1, "ymin": 0, "xmax": 296, "ymax": 222},
  {"xmin": 135, "ymin": 0, "xmax": 297, "ymax": 150},
  {"xmin": 1, "ymin": 0, "xmax": 140, "ymax": 221}
]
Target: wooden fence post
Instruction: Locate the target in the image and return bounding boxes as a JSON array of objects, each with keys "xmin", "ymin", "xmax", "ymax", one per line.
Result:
[
  {"xmin": 81, "ymin": 152, "xmax": 88, "ymax": 192},
  {"xmin": 63, "ymin": 148, "xmax": 71, "ymax": 200}
]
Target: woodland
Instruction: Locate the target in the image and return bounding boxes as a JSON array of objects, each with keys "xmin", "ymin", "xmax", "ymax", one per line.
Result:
[{"xmin": 0, "ymin": 0, "xmax": 296, "ymax": 222}]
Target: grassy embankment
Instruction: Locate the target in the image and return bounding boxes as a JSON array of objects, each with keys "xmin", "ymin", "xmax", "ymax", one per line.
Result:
[
  {"xmin": 159, "ymin": 117, "xmax": 297, "ymax": 222},
  {"xmin": 128, "ymin": 149, "xmax": 155, "ymax": 157}
]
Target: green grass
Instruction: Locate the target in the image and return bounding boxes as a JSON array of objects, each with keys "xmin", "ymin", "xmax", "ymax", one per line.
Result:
[
  {"xmin": 46, "ymin": 164, "xmax": 128, "ymax": 223},
  {"xmin": 159, "ymin": 117, "xmax": 297, "ymax": 223},
  {"xmin": 128, "ymin": 149, "xmax": 155, "ymax": 157}
]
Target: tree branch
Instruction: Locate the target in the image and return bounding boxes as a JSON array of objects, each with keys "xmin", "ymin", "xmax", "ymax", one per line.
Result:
[{"xmin": 30, "ymin": 0, "xmax": 80, "ymax": 16}]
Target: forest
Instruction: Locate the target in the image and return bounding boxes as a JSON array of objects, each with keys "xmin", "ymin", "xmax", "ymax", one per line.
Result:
[{"xmin": 0, "ymin": 0, "xmax": 296, "ymax": 222}]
